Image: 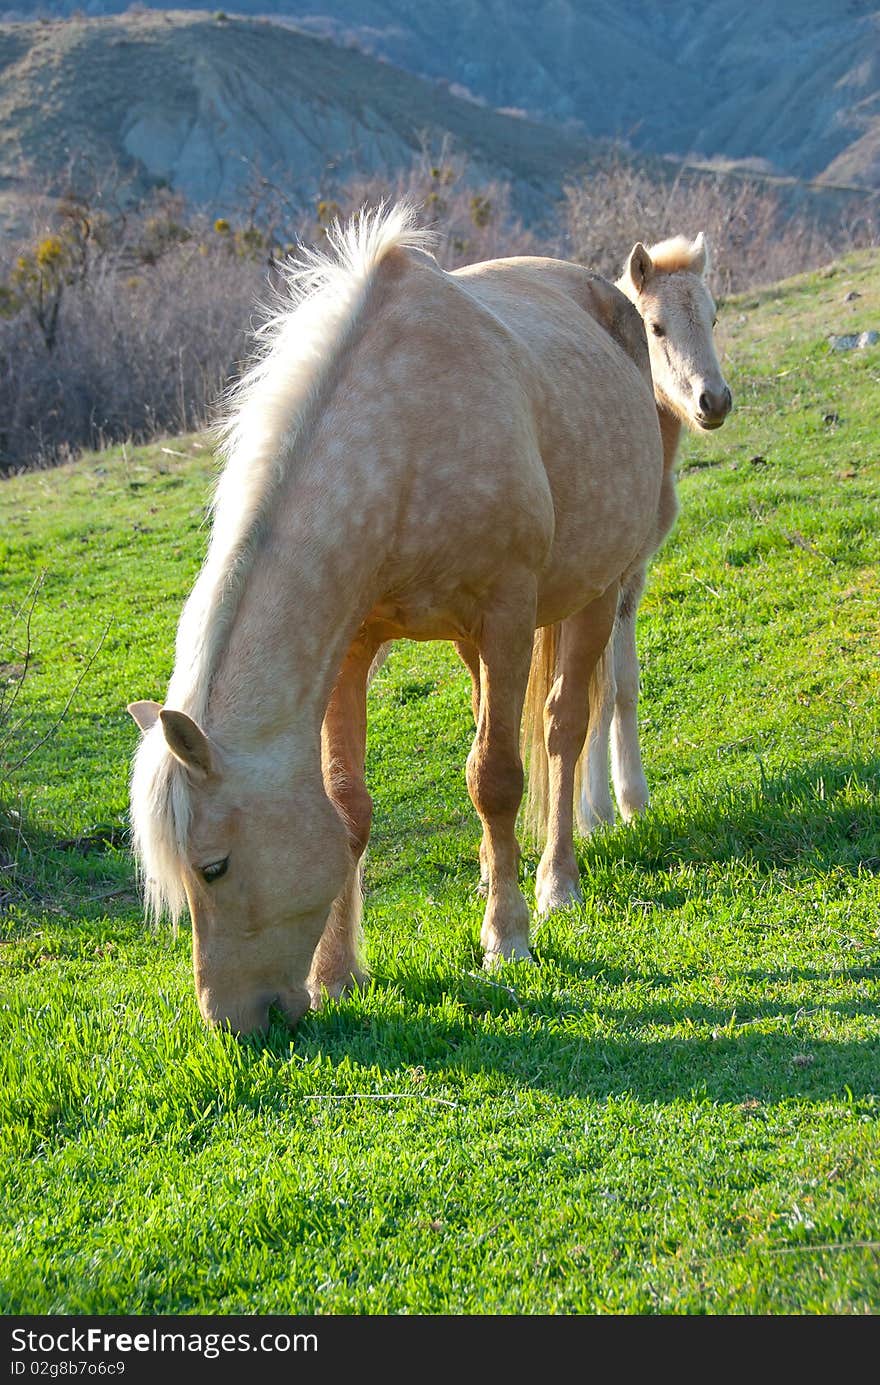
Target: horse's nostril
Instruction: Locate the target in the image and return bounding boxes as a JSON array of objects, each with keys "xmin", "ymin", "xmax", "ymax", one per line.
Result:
[
  {"xmin": 276, "ymin": 987, "xmax": 311, "ymax": 1029},
  {"xmin": 699, "ymin": 387, "xmax": 731, "ymax": 419}
]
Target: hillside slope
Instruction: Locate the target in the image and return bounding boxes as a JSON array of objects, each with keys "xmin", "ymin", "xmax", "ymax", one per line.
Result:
[
  {"xmin": 0, "ymin": 12, "xmax": 605, "ymax": 221},
  {"xmin": 4, "ymin": 0, "xmax": 879, "ymax": 189}
]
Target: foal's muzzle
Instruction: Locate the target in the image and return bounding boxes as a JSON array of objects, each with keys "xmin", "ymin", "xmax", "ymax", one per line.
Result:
[{"xmin": 695, "ymin": 384, "xmax": 733, "ymax": 429}]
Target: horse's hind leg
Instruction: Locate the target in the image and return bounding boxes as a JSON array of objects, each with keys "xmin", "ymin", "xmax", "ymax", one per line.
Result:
[
  {"xmin": 455, "ymin": 638, "xmax": 490, "ymax": 893},
  {"xmin": 309, "ymin": 632, "xmax": 379, "ymax": 1006},
  {"xmin": 467, "ymin": 582, "xmax": 537, "ymax": 966},
  {"xmin": 536, "ymin": 586, "xmax": 617, "ymax": 914},
  {"xmin": 610, "ymin": 569, "xmax": 650, "ymax": 822}
]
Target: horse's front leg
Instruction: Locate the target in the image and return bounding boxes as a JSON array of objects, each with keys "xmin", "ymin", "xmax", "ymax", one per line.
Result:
[
  {"xmin": 466, "ymin": 582, "xmax": 536, "ymax": 966},
  {"xmin": 537, "ymin": 587, "xmax": 617, "ymax": 913},
  {"xmin": 308, "ymin": 632, "xmax": 381, "ymax": 1007}
]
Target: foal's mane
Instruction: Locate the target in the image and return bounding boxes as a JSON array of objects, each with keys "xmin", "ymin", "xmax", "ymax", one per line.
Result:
[
  {"xmin": 647, "ymin": 235, "xmax": 707, "ymax": 275},
  {"xmin": 130, "ymin": 203, "xmax": 433, "ymax": 922}
]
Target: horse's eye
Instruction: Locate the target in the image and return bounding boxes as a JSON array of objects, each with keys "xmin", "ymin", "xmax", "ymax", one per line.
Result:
[
  {"xmin": 651, "ymin": 322, "xmax": 665, "ymax": 337},
  {"xmin": 712, "ymin": 316, "xmax": 718, "ymax": 328},
  {"xmin": 200, "ymin": 857, "xmax": 229, "ymax": 884}
]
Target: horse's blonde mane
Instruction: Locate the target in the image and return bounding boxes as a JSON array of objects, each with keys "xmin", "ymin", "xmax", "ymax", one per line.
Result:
[
  {"xmin": 647, "ymin": 235, "xmax": 707, "ymax": 275},
  {"xmin": 130, "ymin": 202, "xmax": 433, "ymax": 922}
]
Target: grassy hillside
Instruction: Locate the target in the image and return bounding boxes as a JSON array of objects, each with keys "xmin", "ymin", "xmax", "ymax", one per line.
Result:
[
  {"xmin": 0, "ymin": 250, "xmax": 878, "ymax": 1314},
  {"xmin": 4, "ymin": 1, "xmax": 879, "ymax": 188},
  {"xmin": 0, "ymin": 11, "xmax": 604, "ymax": 227}
]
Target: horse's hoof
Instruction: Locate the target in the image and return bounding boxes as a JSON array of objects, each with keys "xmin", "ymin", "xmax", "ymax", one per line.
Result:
[
  {"xmin": 535, "ymin": 878, "xmax": 583, "ymax": 916},
  {"xmin": 616, "ymin": 773, "xmax": 649, "ymax": 822},
  {"xmin": 483, "ymin": 943, "xmax": 533, "ymax": 970}
]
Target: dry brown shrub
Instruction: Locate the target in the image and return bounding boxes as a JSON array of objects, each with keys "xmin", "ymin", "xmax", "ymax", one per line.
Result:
[
  {"xmin": 562, "ymin": 157, "xmax": 878, "ymax": 293},
  {"xmin": 2, "ymin": 147, "xmax": 877, "ymax": 473}
]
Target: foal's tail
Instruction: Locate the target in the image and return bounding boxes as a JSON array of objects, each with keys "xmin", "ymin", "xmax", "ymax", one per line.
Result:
[{"xmin": 520, "ymin": 623, "xmax": 613, "ymax": 843}]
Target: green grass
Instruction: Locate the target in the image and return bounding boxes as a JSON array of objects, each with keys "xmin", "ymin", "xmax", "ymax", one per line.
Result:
[{"xmin": 1, "ymin": 252, "xmax": 879, "ymax": 1315}]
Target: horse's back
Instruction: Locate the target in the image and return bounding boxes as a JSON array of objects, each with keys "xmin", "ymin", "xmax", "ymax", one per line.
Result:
[
  {"xmin": 454, "ymin": 254, "xmax": 652, "ymax": 386},
  {"xmin": 339, "ymin": 247, "xmax": 558, "ymax": 609},
  {"xmin": 316, "ymin": 245, "xmax": 663, "ymax": 638},
  {"xmin": 451, "ymin": 255, "xmax": 663, "ymax": 619}
]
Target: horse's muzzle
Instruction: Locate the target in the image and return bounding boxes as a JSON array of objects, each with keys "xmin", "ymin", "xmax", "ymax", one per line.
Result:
[{"xmin": 199, "ymin": 986, "xmax": 310, "ymax": 1035}]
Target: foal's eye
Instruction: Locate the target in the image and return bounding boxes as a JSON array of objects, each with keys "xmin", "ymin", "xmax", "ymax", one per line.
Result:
[
  {"xmin": 712, "ymin": 316, "xmax": 718, "ymax": 328},
  {"xmin": 651, "ymin": 322, "xmax": 665, "ymax": 338},
  {"xmin": 200, "ymin": 857, "xmax": 229, "ymax": 884}
]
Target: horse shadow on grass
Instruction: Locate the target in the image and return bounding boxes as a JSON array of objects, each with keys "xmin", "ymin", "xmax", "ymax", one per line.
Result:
[
  {"xmin": 1, "ymin": 810, "xmax": 137, "ymax": 925},
  {"xmin": 574, "ymin": 755, "xmax": 880, "ymax": 877},
  {"xmin": 271, "ymin": 755, "xmax": 880, "ymax": 1106},
  {"xmin": 274, "ymin": 995, "xmax": 880, "ymax": 1107},
  {"xmin": 367, "ymin": 754, "xmax": 880, "ymax": 907}
]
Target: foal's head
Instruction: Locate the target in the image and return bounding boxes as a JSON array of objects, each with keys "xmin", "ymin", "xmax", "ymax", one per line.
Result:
[{"xmin": 618, "ymin": 233, "xmax": 732, "ymax": 431}]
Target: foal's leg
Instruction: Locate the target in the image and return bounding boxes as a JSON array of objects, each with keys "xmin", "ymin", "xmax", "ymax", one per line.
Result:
[
  {"xmin": 309, "ymin": 633, "xmax": 379, "ymax": 1006},
  {"xmin": 610, "ymin": 569, "xmax": 650, "ymax": 822},
  {"xmin": 455, "ymin": 638, "xmax": 490, "ymax": 893},
  {"xmin": 467, "ymin": 583, "xmax": 537, "ymax": 966},
  {"xmin": 536, "ymin": 587, "xmax": 617, "ymax": 913}
]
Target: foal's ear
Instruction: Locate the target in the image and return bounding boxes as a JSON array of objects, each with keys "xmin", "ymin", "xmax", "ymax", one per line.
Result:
[
  {"xmin": 691, "ymin": 231, "xmax": 709, "ymax": 276},
  {"xmin": 128, "ymin": 700, "xmax": 162, "ymax": 733},
  {"xmin": 159, "ymin": 709, "xmax": 214, "ymax": 779},
  {"xmin": 626, "ymin": 242, "xmax": 653, "ymax": 293}
]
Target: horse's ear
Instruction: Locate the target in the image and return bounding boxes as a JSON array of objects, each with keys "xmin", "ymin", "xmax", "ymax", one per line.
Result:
[
  {"xmin": 626, "ymin": 243, "xmax": 653, "ymax": 293},
  {"xmin": 128, "ymin": 700, "xmax": 162, "ymax": 733},
  {"xmin": 691, "ymin": 232, "xmax": 709, "ymax": 276},
  {"xmin": 159, "ymin": 709, "xmax": 214, "ymax": 779}
]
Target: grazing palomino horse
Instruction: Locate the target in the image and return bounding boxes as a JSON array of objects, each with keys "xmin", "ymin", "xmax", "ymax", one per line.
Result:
[
  {"xmin": 516, "ymin": 233, "xmax": 731, "ymax": 912},
  {"xmin": 129, "ymin": 204, "xmax": 664, "ymax": 1034}
]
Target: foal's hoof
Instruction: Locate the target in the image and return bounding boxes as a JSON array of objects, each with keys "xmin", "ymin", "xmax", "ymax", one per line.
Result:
[
  {"xmin": 576, "ymin": 796, "xmax": 615, "ymax": 835},
  {"xmin": 483, "ymin": 942, "xmax": 533, "ymax": 970},
  {"xmin": 618, "ymin": 789, "xmax": 650, "ymax": 823}
]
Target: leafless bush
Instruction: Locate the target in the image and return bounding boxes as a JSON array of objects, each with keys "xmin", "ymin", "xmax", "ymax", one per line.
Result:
[
  {"xmin": 3, "ymin": 146, "xmax": 876, "ymax": 474},
  {"xmin": 562, "ymin": 158, "xmax": 879, "ymax": 294},
  {"xmin": 298, "ymin": 142, "xmax": 541, "ymax": 269},
  {"xmin": 0, "ymin": 207, "xmax": 265, "ymax": 472},
  {"xmin": 0, "ymin": 151, "xmax": 537, "ymax": 472}
]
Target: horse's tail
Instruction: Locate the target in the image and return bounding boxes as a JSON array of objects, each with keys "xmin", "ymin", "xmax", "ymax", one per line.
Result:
[
  {"xmin": 520, "ymin": 624, "xmax": 558, "ymax": 843},
  {"xmin": 368, "ymin": 641, "xmax": 392, "ymax": 686},
  {"xmin": 573, "ymin": 636, "xmax": 614, "ymax": 834},
  {"xmin": 521, "ymin": 621, "xmax": 614, "ymax": 844}
]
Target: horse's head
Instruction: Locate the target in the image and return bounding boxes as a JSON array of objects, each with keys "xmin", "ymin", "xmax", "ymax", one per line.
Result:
[
  {"xmin": 618, "ymin": 233, "xmax": 732, "ymax": 432},
  {"xmin": 129, "ymin": 700, "xmax": 351, "ymax": 1034}
]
